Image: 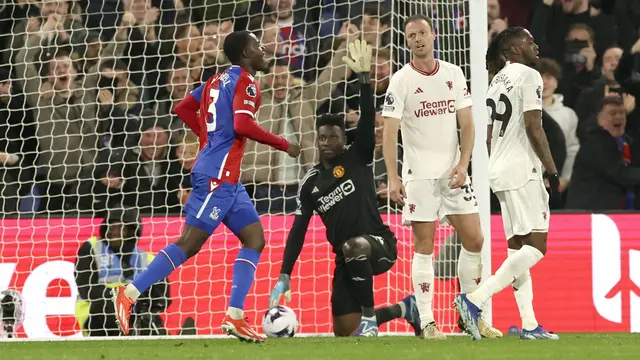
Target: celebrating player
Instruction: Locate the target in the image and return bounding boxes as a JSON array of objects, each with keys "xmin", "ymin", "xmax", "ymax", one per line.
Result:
[
  {"xmin": 381, "ymin": 15, "xmax": 501, "ymax": 339},
  {"xmin": 454, "ymin": 27, "xmax": 559, "ymax": 341},
  {"xmin": 112, "ymin": 30, "xmax": 301, "ymax": 343},
  {"xmin": 268, "ymin": 40, "xmax": 420, "ymax": 337}
]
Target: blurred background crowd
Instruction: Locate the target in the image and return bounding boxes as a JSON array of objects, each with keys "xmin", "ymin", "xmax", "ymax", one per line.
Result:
[{"xmin": 1, "ymin": 0, "xmax": 640, "ymax": 218}]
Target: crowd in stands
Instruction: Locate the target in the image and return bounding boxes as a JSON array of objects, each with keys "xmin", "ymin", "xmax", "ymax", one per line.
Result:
[{"xmin": 1, "ymin": 0, "xmax": 640, "ymax": 217}]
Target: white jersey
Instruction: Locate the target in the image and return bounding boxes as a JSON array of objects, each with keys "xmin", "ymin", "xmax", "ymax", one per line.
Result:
[
  {"xmin": 486, "ymin": 62, "xmax": 544, "ymax": 191},
  {"xmin": 382, "ymin": 60, "xmax": 472, "ymax": 180}
]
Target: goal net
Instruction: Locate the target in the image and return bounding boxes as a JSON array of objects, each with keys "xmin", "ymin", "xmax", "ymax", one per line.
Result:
[{"xmin": 0, "ymin": 0, "xmax": 482, "ymax": 339}]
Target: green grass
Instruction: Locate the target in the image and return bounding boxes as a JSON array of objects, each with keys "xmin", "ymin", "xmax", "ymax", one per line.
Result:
[{"xmin": 2, "ymin": 334, "xmax": 639, "ymax": 360}]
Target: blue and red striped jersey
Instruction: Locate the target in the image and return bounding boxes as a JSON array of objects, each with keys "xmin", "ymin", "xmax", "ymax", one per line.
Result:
[{"xmin": 190, "ymin": 66, "xmax": 261, "ymax": 184}]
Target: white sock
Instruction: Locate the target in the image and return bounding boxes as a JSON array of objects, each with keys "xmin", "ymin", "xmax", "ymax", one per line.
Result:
[
  {"xmin": 124, "ymin": 284, "xmax": 141, "ymax": 301},
  {"xmin": 458, "ymin": 247, "xmax": 482, "ymax": 294},
  {"xmin": 226, "ymin": 307, "xmax": 244, "ymax": 320},
  {"xmin": 508, "ymin": 249, "xmax": 539, "ymax": 330},
  {"xmin": 412, "ymin": 252, "xmax": 435, "ymax": 325},
  {"xmin": 467, "ymin": 245, "xmax": 543, "ymax": 308}
]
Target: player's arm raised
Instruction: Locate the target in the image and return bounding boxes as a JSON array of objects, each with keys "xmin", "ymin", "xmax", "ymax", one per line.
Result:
[
  {"xmin": 381, "ymin": 74, "xmax": 407, "ymax": 205},
  {"xmin": 342, "ymin": 40, "xmax": 376, "ymax": 163},
  {"xmin": 269, "ymin": 175, "xmax": 315, "ymax": 308},
  {"xmin": 450, "ymin": 68, "xmax": 475, "ymax": 189},
  {"xmin": 522, "ymin": 70, "xmax": 560, "ymax": 193},
  {"xmin": 233, "ymin": 78, "xmax": 301, "ymax": 158}
]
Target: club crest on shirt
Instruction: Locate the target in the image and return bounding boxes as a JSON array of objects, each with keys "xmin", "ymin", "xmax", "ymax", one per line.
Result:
[
  {"xmin": 536, "ymin": 86, "xmax": 542, "ymax": 99},
  {"xmin": 333, "ymin": 165, "xmax": 345, "ymax": 178},
  {"xmin": 246, "ymin": 83, "xmax": 257, "ymax": 97},
  {"xmin": 210, "ymin": 206, "xmax": 221, "ymax": 220},
  {"xmin": 446, "ymin": 81, "xmax": 453, "ymax": 90}
]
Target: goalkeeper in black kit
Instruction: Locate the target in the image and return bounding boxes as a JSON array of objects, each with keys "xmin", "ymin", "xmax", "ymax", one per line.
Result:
[{"xmin": 268, "ymin": 40, "xmax": 419, "ymax": 337}]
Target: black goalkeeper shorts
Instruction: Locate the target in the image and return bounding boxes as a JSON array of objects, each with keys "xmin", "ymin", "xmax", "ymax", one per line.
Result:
[{"xmin": 331, "ymin": 233, "xmax": 398, "ymax": 317}]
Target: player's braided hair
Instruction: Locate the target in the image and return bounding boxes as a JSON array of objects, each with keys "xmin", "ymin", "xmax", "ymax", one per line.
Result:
[{"xmin": 486, "ymin": 27, "xmax": 525, "ymax": 75}]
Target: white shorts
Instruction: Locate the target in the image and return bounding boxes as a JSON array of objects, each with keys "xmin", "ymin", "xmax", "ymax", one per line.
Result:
[
  {"xmin": 402, "ymin": 177, "xmax": 478, "ymax": 226},
  {"xmin": 494, "ymin": 180, "xmax": 550, "ymax": 240}
]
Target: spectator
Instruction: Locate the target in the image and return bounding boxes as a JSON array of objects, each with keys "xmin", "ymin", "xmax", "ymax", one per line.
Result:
[
  {"xmin": 155, "ymin": 60, "xmax": 194, "ymax": 119},
  {"xmin": 0, "ymin": 67, "xmax": 37, "ymax": 214},
  {"xmin": 86, "ymin": 58, "xmax": 143, "ymax": 149},
  {"xmin": 241, "ymin": 45, "xmax": 350, "ymax": 214},
  {"xmin": 554, "ymin": 23, "xmax": 600, "ymax": 109},
  {"xmin": 159, "ymin": 17, "xmax": 204, "ymax": 81},
  {"xmin": 319, "ymin": 3, "xmax": 389, "ymax": 69},
  {"xmin": 487, "ymin": 0, "xmax": 508, "ymax": 46},
  {"xmin": 615, "ymin": 37, "xmax": 640, "ymax": 132},
  {"xmin": 7, "ymin": 0, "xmax": 84, "ymax": 65},
  {"xmin": 531, "ymin": 0, "xmax": 617, "ymax": 64},
  {"xmin": 70, "ymin": 30, "xmax": 126, "ymax": 77},
  {"xmin": 538, "ymin": 58, "xmax": 580, "ymax": 194},
  {"xmin": 168, "ymin": 131, "xmax": 199, "ymax": 208},
  {"xmin": 113, "ymin": 6, "xmax": 165, "ymax": 103},
  {"xmin": 613, "ymin": 0, "xmax": 640, "ymax": 51},
  {"xmin": 189, "ymin": 0, "xmax": 250, "ymax": 24},
  {"xmin": 74, "ymin": 208, "xmax": 170, "ymax": 336},
  {"xmin": 15, "ymin": 31, "xmax": 98, "ymax": 213},
  {"xmin": 0, "ymin": 1, "xmax": 29, "ymax": 65},
  {"xmin": 134, "ymin": 114, "xmax": 180, "ymax": 215},
  {"xmin": 493, "ymin": 0, "xmax": 537, "ymax": 29},
  {"xmin": 199, "ymin": 20, "xmax": 233, "ymax": 80},
  {"xmin": 77, "ymin": 148, "xmax": 141, "ymax": 216},
  {"xmin": 263, "ymin": 0, "xmax": 320, "ymax": 82},
  {"xmin": 318, "ymin": 20, "xmax": 360, "ymax": 72},
  {"xmin": 567, "ymin": 96, "xmax": 640, "ymax": 211},
  {"xmin": 359, "ymin": 2, "xmax": 391, "ymax": 50},
  {"xmin": 575, "ymin": 46, "xmax": 632, "ymax": 141},
  {"xmin": 248, "ymin": 16, "xmax": 284, "ymax": 66},
  {"xmin": 85, "ymin": 0, "xmax": 176, "ymax": 40}
]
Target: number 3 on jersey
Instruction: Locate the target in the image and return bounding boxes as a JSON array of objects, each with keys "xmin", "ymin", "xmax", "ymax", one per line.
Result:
[
  {"xmin": 486, "ymin": 94, "xmax": 512, "ymax": 137},
  {"xmin": 207, "ymin": 88, "xmax": 220, "ymax": 132}
]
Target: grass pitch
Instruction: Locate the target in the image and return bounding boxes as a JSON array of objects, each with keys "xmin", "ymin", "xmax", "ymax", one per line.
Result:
[{"xmin": 2, "ymin": 334, "xmax": 638, "ymax": 360}]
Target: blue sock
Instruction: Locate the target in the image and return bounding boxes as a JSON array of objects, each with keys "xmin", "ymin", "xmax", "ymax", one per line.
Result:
[
  {"xmin": 132, "ymin": 243, "xmax": 187, "ymax": 294},
  {"xmin": 229, "ymin": 248, "xmax": 261, "ymax": 310}
]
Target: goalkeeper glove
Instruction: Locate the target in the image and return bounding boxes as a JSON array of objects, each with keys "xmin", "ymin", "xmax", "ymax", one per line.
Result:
[
  {"xmin": 342, "ymin": 39, "xmax": 373, "ymax": 74},
  {"xmin": 268, "ymin": 274, "xmax": 292, "ymax": 309}
]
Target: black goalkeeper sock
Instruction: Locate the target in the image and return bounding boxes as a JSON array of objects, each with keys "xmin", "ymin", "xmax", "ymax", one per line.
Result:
[
  {"xmin": 345, "ymin": 254, "xmax": 375, "ymax": 317},
  {"xmin": 375, "ymin": 304, "xmax": 403, "ymax": 325}
]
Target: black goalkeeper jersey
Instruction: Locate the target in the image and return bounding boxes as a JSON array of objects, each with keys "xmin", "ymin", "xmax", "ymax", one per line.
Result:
[
  {"xmin": 296, "ymin": 146, "xmax": 392, "ymax": 251},
  {"xmin": 280, "ymin": 79, "xmax": 394, "ymax": 275}
]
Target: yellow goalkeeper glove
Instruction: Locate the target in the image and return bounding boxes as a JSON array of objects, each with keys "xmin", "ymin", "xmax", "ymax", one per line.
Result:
[{"xmin": 342, "ymin": 39, "xmax": 372, "ymax": 74}]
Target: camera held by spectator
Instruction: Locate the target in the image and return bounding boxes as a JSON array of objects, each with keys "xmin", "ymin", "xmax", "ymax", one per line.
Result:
[
  {"xmin": 564, "ymin": 38, "xmax": 590, "ymax": 67},
  {"xmin": 0, "ymin": 290, "xmax": 25, "ymax": 339}
]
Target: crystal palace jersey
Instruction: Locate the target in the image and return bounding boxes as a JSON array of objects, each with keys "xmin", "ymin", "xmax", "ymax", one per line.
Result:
[
  {"xmin": 190, "ymin": 66, "xmax": 261, "ymax": 184},
  {"xmin": 486, "ymin": 62, "xmax": 544, "ymax": 191},
  {"xmin": 381, "ymin": 60, "xmax": 472, "ymax": 180}
]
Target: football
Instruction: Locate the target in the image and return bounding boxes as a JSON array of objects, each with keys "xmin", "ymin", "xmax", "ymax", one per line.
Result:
[{"xmin": 262, "ymin": 305, "xmax": 298, "ymax": 338}]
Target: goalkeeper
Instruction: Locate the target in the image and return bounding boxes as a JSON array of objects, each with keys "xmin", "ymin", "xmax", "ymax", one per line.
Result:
[{"xmin": 269, "ymin": 40, "xmax": 419, "ymax": 337}]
